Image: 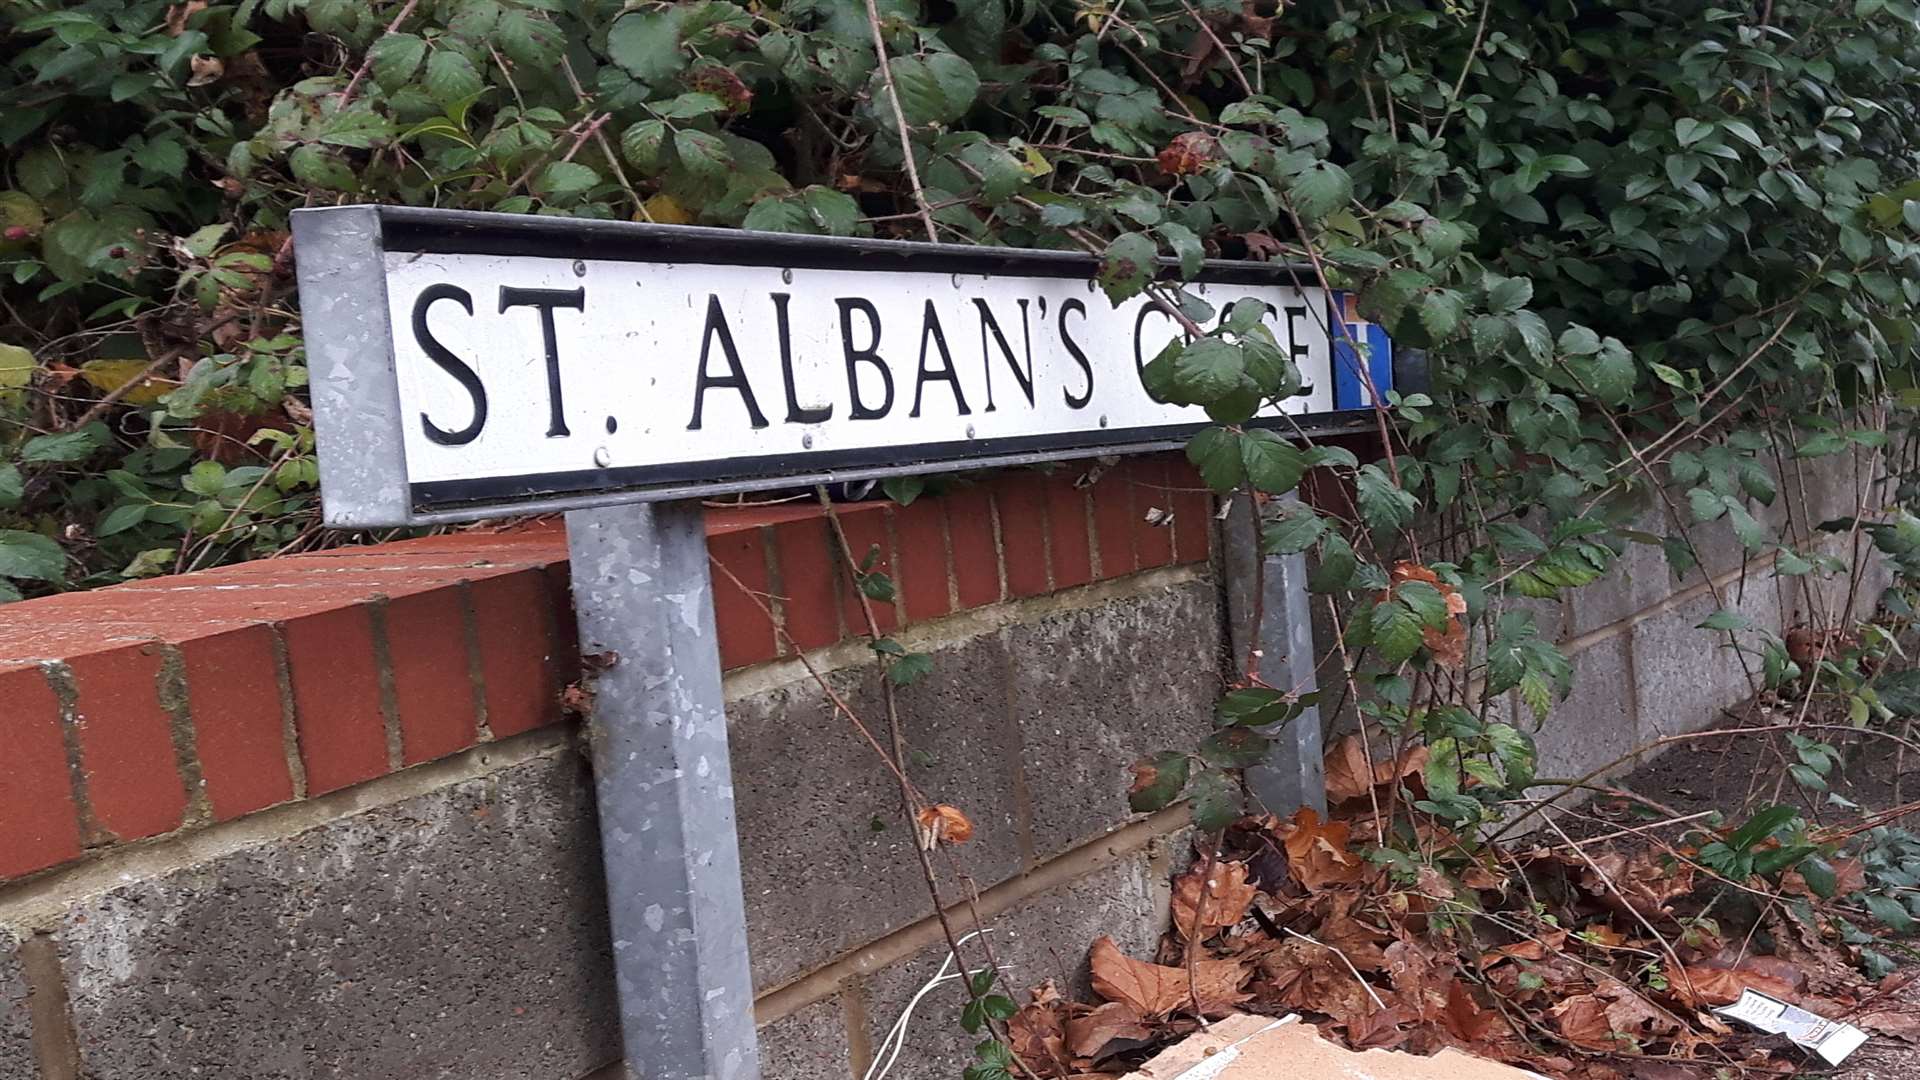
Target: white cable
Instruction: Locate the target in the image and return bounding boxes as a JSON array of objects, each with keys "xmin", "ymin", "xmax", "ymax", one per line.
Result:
[{"xmin": 864, "ymin": 928, "xmax": 999, "ymax": 1080}]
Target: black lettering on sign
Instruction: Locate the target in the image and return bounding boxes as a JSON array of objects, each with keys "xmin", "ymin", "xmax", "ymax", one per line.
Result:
[
  {"xmin": 689, "ymin": 294, "xmax": 770, "ymax": 431},
  {"xmin": 772, "ymin": 292, "xmax": 831, "ymax": 424},
  {"xmin": 413, "ymin": 284, "xmax": 487, "ymax": 446},
  {"xmin": 1133, "ymin": 302, "xmax": 1176, "ymax": 403},
  {"xmin": 837, "ymin": 298, "xmax": 894, "ymax": 420},
  {"xmin": 1285, "ymin": 305, "xmax": 1311, "ymax": 365},
  {"xmin": 498, "ymin": 285, "xmax": 585, "ymax": 438},
  {"xmin": 911, "ymin": 301, "xmax": 970, "ymax": 418},
  {"xmin": 1059, "ymin": 298, "xmax": 1093, "ymax": 409},
  {"xmin": 972, "ymin": 299, "xmax": 1034, "ymax": 411}
]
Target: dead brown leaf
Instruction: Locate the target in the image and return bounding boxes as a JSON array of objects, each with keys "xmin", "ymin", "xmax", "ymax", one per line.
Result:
[
  {"xmin": 915, "ymin": 804, "xmax": 974, "ymax": 848},
  {"xmin": 1170, "ymin": 860, "xmax": 1258, "ymax": 940},
  {"xmin": 1277, "ymin": 807, "xmax": 1365, "ymax": 891},
  {"xmin": 1671, "ymin": 964, "xmax": 1799, "ymax": 1008},
  {"xmin": 1087, "ymin": 936, "xmax": 1249, "ymax": 1018},
  {"xmin": 1063, "ymin": 1001, "xmax": 1153, "ymax": 1059},
  {"xmin": 1008, "ymin": 1002, "xmax": 1071, "ymax": 1076}
]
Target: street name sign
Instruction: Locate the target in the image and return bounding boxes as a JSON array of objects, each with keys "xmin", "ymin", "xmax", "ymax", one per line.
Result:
[{"xmin": 291, "ymin": 205, "xmax": 1387, "ymax": 526}]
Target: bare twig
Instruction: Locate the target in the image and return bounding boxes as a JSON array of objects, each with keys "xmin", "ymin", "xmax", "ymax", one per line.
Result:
[{"xmin": 862, "ymin": 0, "xmax": 939, "ymax": 243}]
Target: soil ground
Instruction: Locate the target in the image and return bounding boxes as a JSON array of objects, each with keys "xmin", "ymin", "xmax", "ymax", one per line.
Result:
[{"xmin": 1601, "ymin": 708, "xmax": 1920, "ymax": 1079}]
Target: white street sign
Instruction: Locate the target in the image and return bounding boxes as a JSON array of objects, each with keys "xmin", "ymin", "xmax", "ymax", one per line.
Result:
[{"xmin": 292, "ymin": 206, "xmax": 1382, "ymax": 525}]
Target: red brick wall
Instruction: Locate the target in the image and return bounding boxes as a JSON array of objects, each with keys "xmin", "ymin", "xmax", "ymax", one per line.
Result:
[{"xmin": 0, "ymin": 458, "xmax": 1212, "ymax": 883}]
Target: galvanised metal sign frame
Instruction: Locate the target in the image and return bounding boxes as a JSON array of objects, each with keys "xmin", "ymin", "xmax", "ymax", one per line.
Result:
[{"xmin": 291, "ymin": 204, "xmax": 1381, "ymax": 1079}]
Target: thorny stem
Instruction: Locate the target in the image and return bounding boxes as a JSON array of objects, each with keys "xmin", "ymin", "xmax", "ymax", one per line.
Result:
[
  {"xmin": 811, "ymin": 488, "xmax": 1044, "ymax": 1080},
  {"xmin": 862, "ymin": 0, "xmax": 940, "ymax": 244}
]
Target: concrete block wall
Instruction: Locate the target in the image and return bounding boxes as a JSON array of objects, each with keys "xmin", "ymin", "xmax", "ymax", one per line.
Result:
[
  {"xmin": 0, "ymin": 454, "xmax": 1217, "ymax": 1080},
  {"xmin": 0, "ymin": 444, "xmax": 1893, "ymax": 1079}
]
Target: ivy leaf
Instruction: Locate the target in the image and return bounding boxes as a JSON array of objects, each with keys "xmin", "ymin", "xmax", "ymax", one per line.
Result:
[
  {"xmin": 0, "ymin": 530, "xmax": 65, "ymax": 583},
  {"xmin": 1288, "ymin": 161, "xmax": 1351, "ymax": 222},
  {"xmin": 1098, "ymin": 231, "xmax": 1158, "ymax": 303},
  {"xmin": 1675, "ymin": 118, "xmax": 1714, "ymax": 146}
]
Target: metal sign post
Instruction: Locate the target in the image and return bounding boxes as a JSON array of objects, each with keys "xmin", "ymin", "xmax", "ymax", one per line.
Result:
[{"xmin": 290, "ymin": 204, "xmax": 1387, "ymax": 1078}]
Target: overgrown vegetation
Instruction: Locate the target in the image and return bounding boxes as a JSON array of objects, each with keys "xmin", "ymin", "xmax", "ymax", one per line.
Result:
[{"xmin": 9, "ymin": 0, "xmax": 1920, "ymax": 1074}]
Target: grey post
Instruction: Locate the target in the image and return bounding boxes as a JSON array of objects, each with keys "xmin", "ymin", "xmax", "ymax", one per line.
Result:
[
  {"xmin": 1222, "ymin": 493, "xmax": 1327, "ymax": 816},
  {"xmin": 566, "ymin": 500, "xmax": 761, "ymax": 1080}
]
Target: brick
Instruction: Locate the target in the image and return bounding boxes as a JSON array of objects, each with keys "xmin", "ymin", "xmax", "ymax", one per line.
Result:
[
  {"xmin": 1090, "ymin": 462, "xmax": 1138, "ymax": 579},
  {"xmin": 944, "ymin": 484, "xmax": 1003, "ymax": 609},
  {"xmin": 893, "ymin": 495, "xmax": 952, "ymax": 623},
  {"xmin": 0, "ymin": 664, "xmax": 82, "ymax": 878},
  {"xmin": 999, "ymin": 472, "xmax": 1053, "ymax": 598},
  {"xmin": 1169, "ymin": 461, "xmax": 1213, "ymax": 564},
  {"xmin": 384, "ymin": 588, "xmax": 481, "ymax": 766},
  {"xmin": 65, "ymin": 643, "xmax": 189, "ymax": 841},
  {"xmin": 1044, "ymin": 472, "xmax": 1095, "ymax": 590},
  {"xmin": 835, "ymin": 505, "xmax": 898, "ymax": 635},
  {"xmin": 1128, "ymin": 457, "xmax": 1176, "ymax": 569},
  {"xmin": 281, "ymin": 605, "xmax": 391, "ymax": 795},
  {"xmin": 770, "ymin": 517, "xmax": 843, "ymax": 652},
  {"xmin": 178, "ymin": 625, "xmax": 294, "ymax": 820},
  {"xmin": 469, "ymin": 571, "xmax": 562, "ymax": 739},
  {"xmin": 710, "ymin": 527, "xmax": 778, "ymax": 670}
]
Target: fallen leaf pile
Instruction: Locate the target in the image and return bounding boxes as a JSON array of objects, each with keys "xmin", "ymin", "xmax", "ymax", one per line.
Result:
[{"xmin": 1005, "ymin": 734, "xmax": 1920, "ymax": 1080}]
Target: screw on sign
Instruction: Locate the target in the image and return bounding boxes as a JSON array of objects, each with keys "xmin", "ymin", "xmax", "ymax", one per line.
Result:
[{"xmin": 291, "ymin": 205, "xmax": 1390, "ymax": 1078}]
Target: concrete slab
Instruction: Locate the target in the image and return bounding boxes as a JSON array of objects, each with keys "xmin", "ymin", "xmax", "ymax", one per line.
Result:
[
  {"xmin": 56, "ymin": 751, "xmax": 620, "ymax": 1080},
  {"xmin": 1007, "ymin": 579, "xmax": 1222, "ymax": 858},
  {"xmin": 760, "ymin": 996, "xmax": 855, "ymax": 1080},
  {"xmin": 0, "ymin": 927, "xmax": 34, "ymax": 1080}
]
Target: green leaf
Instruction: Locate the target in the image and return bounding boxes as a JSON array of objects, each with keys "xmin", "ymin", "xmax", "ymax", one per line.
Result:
[
  {"xmin": 368, "ymin": 32, "xmax": 427, "ymax": 90},
  {"xmin": 620, "ymin": 120, "xmax": 670, "ymax": 173},
  {"xmin": 1308, "ymin": 532, "xmax": 1358, "ymax": 592},
  {"xmin": 1486, "ymin": 275, "xmax": 1533, "ymax": 315},
  {"xmin": 1799, "ymin": 856, "xmax": 1838, "ymax": 899},
  {"xmin": 673, "ymin": 129, "xmax": 732, "ymax": 182},
  {"xmin": 97, "ymin": 503, "xmax": 149, "ymax": 537},
  {"xmin": 1188, "ymin": 770, "xmax": 1244, "ymax": 830},
  {"xmin": 1355, "ymin": 465, "xmax": 1416, "ymax": 534},
  {"xmin": 1675, "ymin": 118, "xmax": 1714, "ymax": 147},
  {"xmin": 607, "ymin": 11, "xmax": 687, "ymax": 83},
  {"xmin": 1127, "ymin": 752, "xmax": 1190, "ymax": 812},
  {"xmin": 1199, "ymin": 727, "xmax": 1271, "ymax": 768},
  {"xmin": 886, "ymin": 651, "xmax": 934, "ymax": 686},
  {"xmin": 1697, "ymin": 609, "xmax": 1750, "ymax": 631},
  {"xmin": 0, "ymin": 530, "xmax": 64, "ymax": 583},
  {"xmin": 1866, "ymin": 892, "xmax": 1915, "ymax": 933},
  {"xmin": 1240, "ymin": 431, "xmax": 1306, "ymax": 494},
  {"xmin": 20, "ymin": 427, "xmax": 104, "ymax": 464},
  {"xmin": 288, "ymin": 145, "xmax": 358, "ymax": 192},
  {"xmin": 1215, "ymin": 687, "xmax": 1305, "ymax": 728},
  {"xmin": 1370, "ymin": 599, "xmax": 1425, "ymax": 663},
  {"xmin": 1288, "ymin": 161, "xmax": 1352, "ymax": 222},
  {"xmin": 422, "ymin": 49, "xmax": 485, "ymax": 108},
  {"xmin": 1729, "ymin": 805, "xmax": 1799, "ymax": 852},
  {"xmin": 1097, "ymin": 232, "xmax": 1158, "ymax": 303},
  {"xmin": 535, "ymin": 161, "xmax": 600, "ymax": 201},
  {"xmin": 1157, "ymin": 222, "xmax": 1204, "ymax": 279},
  {"xmin": 1261, "ymin": 503, "xmax": 1326, "ymax": 555},
  {"xmin": 0, "ymin": 465, "xmax": 21, "ymax": 511},
  {"xmin": 1186, "ymin": 426, "xmax": 1245, "ymax": 491}
]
